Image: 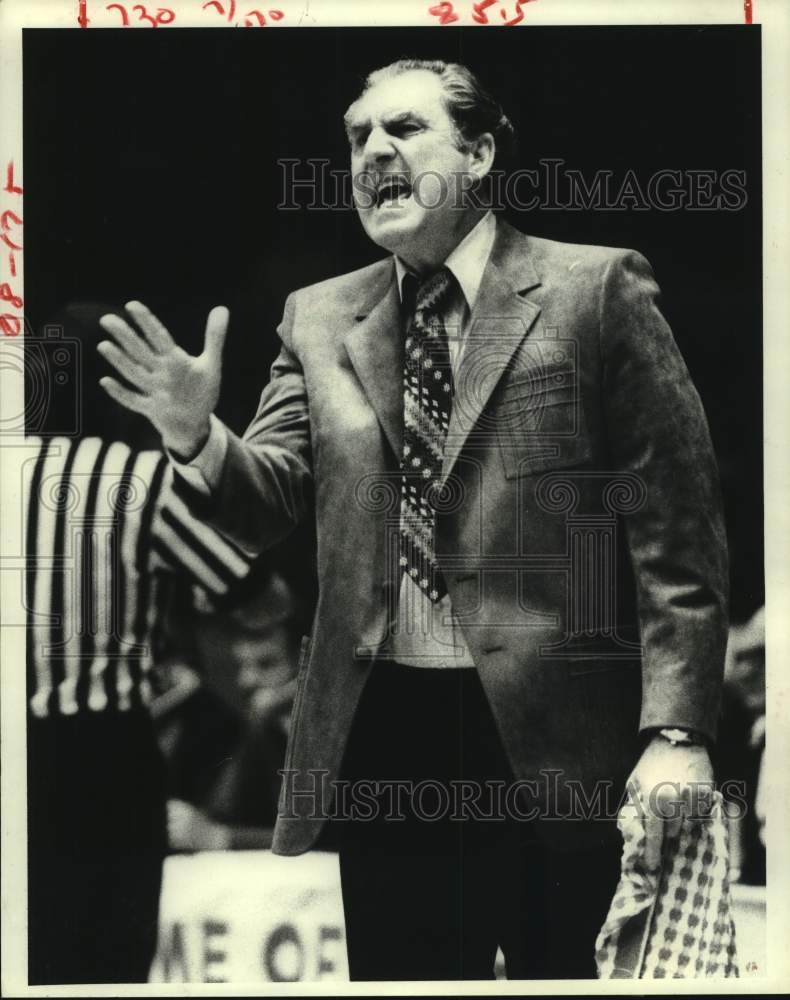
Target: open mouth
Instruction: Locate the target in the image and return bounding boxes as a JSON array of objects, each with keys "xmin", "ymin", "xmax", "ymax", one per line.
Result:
[{"xmin": 375, "ymin": 175, "xmax": 413, "ymax": 208}]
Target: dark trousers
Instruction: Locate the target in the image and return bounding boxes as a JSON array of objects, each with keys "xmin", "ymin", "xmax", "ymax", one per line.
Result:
[
  {"xmin": 334, "ymin": 662, "xmax": 622, "ymax": 981},
  {"xmin": 27, "ymin": 710, "xmax": 167, "ymax": 985}
]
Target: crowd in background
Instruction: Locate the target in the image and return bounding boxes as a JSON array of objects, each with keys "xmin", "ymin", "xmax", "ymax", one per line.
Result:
[{"xmin": 153, "ymin": 561, "xmax": 308, "ymax": 852}]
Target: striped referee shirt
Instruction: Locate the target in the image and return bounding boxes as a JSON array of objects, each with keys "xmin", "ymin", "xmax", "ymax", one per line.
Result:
[{"xmin": 24, "ymin": 436, "xmax": 252, "ymax": 718}]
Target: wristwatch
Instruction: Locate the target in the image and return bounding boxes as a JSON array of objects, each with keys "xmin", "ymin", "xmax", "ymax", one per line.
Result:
[{"xmin": 657, "ymin": 726, "xmax": 705, "ymax": 747}]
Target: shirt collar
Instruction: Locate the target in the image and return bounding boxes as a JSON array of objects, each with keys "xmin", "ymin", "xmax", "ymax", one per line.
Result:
[{"xmin": 394, "ymin": 210, "xmax": 497, "ymax": 312}]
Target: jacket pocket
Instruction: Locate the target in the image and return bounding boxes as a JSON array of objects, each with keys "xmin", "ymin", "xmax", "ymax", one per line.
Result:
[{"xmin": 496, "ymin": 374, "xmax": 592, "ymax": 479}]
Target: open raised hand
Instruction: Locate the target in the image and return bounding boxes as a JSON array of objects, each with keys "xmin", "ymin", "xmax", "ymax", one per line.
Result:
[{"xmin": 98, "ymin": 300, "xmax": 228, "ymax": 458}]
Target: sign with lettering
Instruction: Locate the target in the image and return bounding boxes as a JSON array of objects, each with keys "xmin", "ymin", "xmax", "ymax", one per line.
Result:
[{"xmin": 149, "ymin": 850, "xmax": 349, "ymax": 983}]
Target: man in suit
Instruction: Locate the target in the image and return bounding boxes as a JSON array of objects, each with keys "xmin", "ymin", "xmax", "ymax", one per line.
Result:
[{"xmin": 98, "ymin": 59, "xmax": 728, "ymax": 980}]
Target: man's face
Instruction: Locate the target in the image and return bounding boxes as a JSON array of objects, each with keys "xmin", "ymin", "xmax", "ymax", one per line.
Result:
[{"xmin": 345, "ymin": 70, "xmax": 480, "ymax": 269}]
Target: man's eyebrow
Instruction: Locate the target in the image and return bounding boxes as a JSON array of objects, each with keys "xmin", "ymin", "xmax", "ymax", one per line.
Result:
[
  {"xmin": 387, "ymin": 110, "xmax": 423, "ymax": 123},
  {"xmin": 383, "ymin": 111, "xmax": 429, "ymax": 129},
  {"xmin": 344, "ymin": 114, "xmax": 369, "ymax": 137},
  {"xmin": 344, "ymin": 109, "xmax": 429, "ymax": 140}
]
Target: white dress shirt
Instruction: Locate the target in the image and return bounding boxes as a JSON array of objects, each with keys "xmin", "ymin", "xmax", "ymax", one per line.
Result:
[{"xmin": 174, "ymin": 210, "xmax": 498, "ymax": 668}]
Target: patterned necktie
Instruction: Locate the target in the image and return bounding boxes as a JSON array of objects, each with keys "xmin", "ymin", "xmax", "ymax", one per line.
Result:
[{"xmin": 399, "ymin": 266, "xmax": 456, "ymax": 603}]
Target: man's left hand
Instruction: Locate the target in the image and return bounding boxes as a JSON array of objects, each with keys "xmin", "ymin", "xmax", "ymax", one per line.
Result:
[{"xmin": 627, "ymin": 735, "xmax": 714, "ymax": 871}]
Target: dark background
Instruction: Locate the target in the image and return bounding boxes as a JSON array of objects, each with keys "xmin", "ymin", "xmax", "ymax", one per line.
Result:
[{"xmin": 23, "ymin": 25, "xmax": 762, "ymax": 621}]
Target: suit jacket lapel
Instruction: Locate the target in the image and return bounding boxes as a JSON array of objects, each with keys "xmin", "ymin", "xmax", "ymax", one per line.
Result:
[
  {"xmin": 343, "ymin": 263, "xmax": 404, "ymax": 458},
  {"xmin": 441, "ymin": 222, "xmax": 543, "ymax": 484},
  {"xmin": 341, "ymin": 222, "xmax": 543, "ymax": 473}
]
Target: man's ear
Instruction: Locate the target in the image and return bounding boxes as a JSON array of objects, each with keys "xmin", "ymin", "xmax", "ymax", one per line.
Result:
[{"xmin": 468, "ymin": 132, "xmax": 496, "ymax": 182}]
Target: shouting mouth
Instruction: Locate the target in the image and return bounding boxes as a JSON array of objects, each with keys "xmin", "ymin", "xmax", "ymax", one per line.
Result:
[{"xmin": 375, "ymin": 175, "xmax": 413, "ymax": 208}]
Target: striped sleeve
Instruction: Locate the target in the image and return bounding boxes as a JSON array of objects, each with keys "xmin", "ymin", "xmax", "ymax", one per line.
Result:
[
  {"xmin": 23, "ymin": 438, "xmax": 254, "ymax": 718},
  {"xmin": 149, "ymin": 462, "xmax": 252, "ymax": 596}
]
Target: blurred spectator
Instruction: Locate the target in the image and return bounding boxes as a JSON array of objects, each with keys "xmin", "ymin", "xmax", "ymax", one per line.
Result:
[
  {"xmin": 714, "ymin": 605, "xmax": 765, "ymax": 885},
  {"xmin": 725, "ymin": 606, "xmax": 766, "ymax": 722},
  {"xmin": 153, "ymin": 565, "xmax": 305, "ymax": 852}
]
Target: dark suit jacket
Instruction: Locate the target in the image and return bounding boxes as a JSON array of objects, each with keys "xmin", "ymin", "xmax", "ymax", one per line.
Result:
[{"xmin": 191, "ymin": 219, "xmax": 728, "ymax": 856}]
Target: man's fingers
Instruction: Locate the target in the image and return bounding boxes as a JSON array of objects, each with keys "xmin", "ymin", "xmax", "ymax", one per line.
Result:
[
  {"xmin": 125, "ymin": 300, "xmax": 175, "ymax": 354},
  {"xmin": 687, "ymin": 781, "xmax": 716, "ymax": 820},
  {"xmin": 643, "ymin": 809, "xmax": 665, "ymax": 871},
  {"xmin": 97, "ymin": 341, "xmax": 154, "ymax": 392},
  {"xmin": 99, "ymin": 376, "xmax": 149, "ymax": 414},
  {"xmin": 202, "ymin": 305, "xmax": 229, "ymax": 363},
  {"xmin": 665, "ymin": 814, "xmax": 683, "ymax": 840},
  {"xmin": 98, "ymin": 313, "xmax": 158, "ymax": 370}
]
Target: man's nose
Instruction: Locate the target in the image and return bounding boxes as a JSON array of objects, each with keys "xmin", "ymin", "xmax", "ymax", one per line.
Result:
[{"xmin": 363, "ymin": 125, "xmax": 396, "ymax": 165}]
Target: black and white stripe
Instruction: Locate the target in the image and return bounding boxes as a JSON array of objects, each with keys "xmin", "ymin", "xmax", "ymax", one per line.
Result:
[{"xmin": 24, "ymin": 436, "xmax": 251, "ymax": 718}]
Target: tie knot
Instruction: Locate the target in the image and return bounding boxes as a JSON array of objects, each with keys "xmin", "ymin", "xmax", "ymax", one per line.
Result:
[
  {"xmin": 401, "ymin": 266, "xmax": 455, "ymax": 321},
  {"xmin": 415, "ymin": 266, "xmax": 454, "ymax": 315}
]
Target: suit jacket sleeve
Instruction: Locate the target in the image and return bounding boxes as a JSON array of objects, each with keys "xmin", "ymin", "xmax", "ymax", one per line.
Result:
[
  {"xmin": 599, "ymin": 250, "xmax": 728, "ymax": 742},
  {"xmin": 180, "ymin": 292, "xmax": 313, "ymax": 556}
]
